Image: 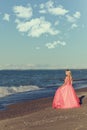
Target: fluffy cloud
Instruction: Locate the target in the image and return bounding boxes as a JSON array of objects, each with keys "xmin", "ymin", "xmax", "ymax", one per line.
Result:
[
  {"xmin": 3, "ymin": 13, "xmax": 10, "ymax": 21},
  {"xmin": 73, "ymin": 12, "xmax": 80, "ymax": 19},
  {"xmin": 39, "ymin": 1, "xmax": 69, "ymax": 16},
  {"xmin": 71, "ymin": 24, "xmax": 78, "ymax": 29},
  {"xmin": 45, "ymin": 40, "xmax": 66, "ymax": 49},
  {"xmin": 39, "ymin": 10, "xmax": 47, "ymax": 14},
  {"xmin": 66, "ymin": 11, "xmax": 81, "ymax": 23},
  {"xmin": 13, "ymin": 5, "xmax": 33, "ymax": 19},
  {"xmin": 15, "ymin": 17, "xmax": 59, "ymax": 37},
  {"xmin": 48, "ymin": 5, "xmax": 69, "ymax": 16},
  {"xmin": 13, "ymin": 2, "xmax": 81, "ymax": 39}
]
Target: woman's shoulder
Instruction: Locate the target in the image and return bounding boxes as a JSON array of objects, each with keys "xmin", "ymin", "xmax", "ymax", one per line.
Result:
[
  {"xmin": 65, "ymin": 75, "xmax": 72, "ymax": 81},
  {"xmin": 64, "ymin": 76, "xmax": 68, "ymax": 82},
  {"xmin": 65, "ymin": 76, "xmax": 68, "ymax": 79}
]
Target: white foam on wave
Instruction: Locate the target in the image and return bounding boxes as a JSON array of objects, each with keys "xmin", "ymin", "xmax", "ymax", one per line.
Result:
[{"xmin": 0, "ymin": 85, "xmax": 41, "ymax": 98}]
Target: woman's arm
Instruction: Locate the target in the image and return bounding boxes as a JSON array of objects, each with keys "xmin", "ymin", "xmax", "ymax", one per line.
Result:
[{"xmin": 62, "ymin": 76, "xmax": 68, "ymax": 86}]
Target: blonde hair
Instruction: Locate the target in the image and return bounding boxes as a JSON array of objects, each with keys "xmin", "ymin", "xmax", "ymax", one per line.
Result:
[{"xmin": 66, "ymin": 70, "xmax": 72, "ymax": 81}]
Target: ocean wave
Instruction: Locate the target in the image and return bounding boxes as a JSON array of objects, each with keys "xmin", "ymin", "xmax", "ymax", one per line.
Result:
[
  {"xmin": 76, "ymin": 84, "xmax": 87, "ymax": 89},
  {"xmin": 0, "ymin": 85, "xmax": 41, "ymax": 98}
]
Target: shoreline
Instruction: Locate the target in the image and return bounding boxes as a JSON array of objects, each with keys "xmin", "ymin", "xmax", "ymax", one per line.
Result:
[
  {"xmin": 0, "ymin": 87, "xmax": 87, "ymax": 130},
  {"xmin": 0, "ymin": 87, "xmax": 87, "ymax": 118}
]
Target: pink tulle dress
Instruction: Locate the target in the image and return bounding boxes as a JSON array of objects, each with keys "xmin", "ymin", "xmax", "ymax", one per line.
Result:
[{"xmin": 52, "ymin": 76, "xmax": 80, "ymax": 109}]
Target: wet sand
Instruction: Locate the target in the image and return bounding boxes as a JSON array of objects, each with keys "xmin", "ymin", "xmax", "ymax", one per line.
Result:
[{"xmin": 0, "ymin": 88, "xmax": 87, "ymax": 130}]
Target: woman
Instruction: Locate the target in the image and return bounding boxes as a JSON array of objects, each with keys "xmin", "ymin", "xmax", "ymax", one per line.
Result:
[{"xmin": 52, "ymin": 70, "xmax": 80, "ymax": 109}]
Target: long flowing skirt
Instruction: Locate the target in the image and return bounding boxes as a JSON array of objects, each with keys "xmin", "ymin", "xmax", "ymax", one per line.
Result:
[{"xmin": 52, "ymin": 84, "xmax": 80, "ymax": 109}]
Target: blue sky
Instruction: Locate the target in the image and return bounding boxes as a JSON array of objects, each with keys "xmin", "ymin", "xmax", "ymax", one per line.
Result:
[{"xmin": 0, "ymin": 0, "xmax": 87, "ymax": 69}]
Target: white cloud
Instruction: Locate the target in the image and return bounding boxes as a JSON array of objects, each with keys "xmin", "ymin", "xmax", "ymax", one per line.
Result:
[
  {"xmin": 66, "ymin": 15, "xmax": 75, "ymax": 23},
  {"xmin": 15, "ymin": 17, "xmax": 59, "ymax": 37},
  {"xmin": 13, "ymin": 2, "xmax": 81, "ymax": 40},
  {"xmin": 66, "ymin": 11, "xmax": 81, "ymax": 23},
  {"xmin": 39, "ymin": 1, "xmax": 69, "ymax": 16},
  {"xmin": 46, "ymin": 40, "xmax": 66, "ymax": 49},
  {"xmin": 39, "ymin": 10, "xmax": 47, "ymax": 14},
  {"xmin": 3, "ymin": 13, "xmax": 10, "ymax": 21},
  {"xmin": 71, "ymin": 24, "xmax": 78, "ymax": 29},
  {"xmin": 13, "ymin": 5, "xmax": 33, "ymax": 19},
  {"xmin": 73, "ymin": 11, "xmax": 80, "ymax": 19},
  {"xmin": 48, "ymin": 5, "xmax": 69, "ymax": 16},
  {"xmin": 40, "ymin": 3, "xmax": 45, "ymax": 9}
]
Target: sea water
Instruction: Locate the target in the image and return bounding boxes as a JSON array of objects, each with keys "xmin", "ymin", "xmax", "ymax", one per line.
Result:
[{"xmin": 0, "ymin": 69, "xmax": 87, "ymax": 109}]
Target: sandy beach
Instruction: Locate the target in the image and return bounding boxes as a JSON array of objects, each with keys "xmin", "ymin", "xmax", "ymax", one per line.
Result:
[{"xmin": 0, "ymin": 88, "xmax": 87, "ymax": 130}]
